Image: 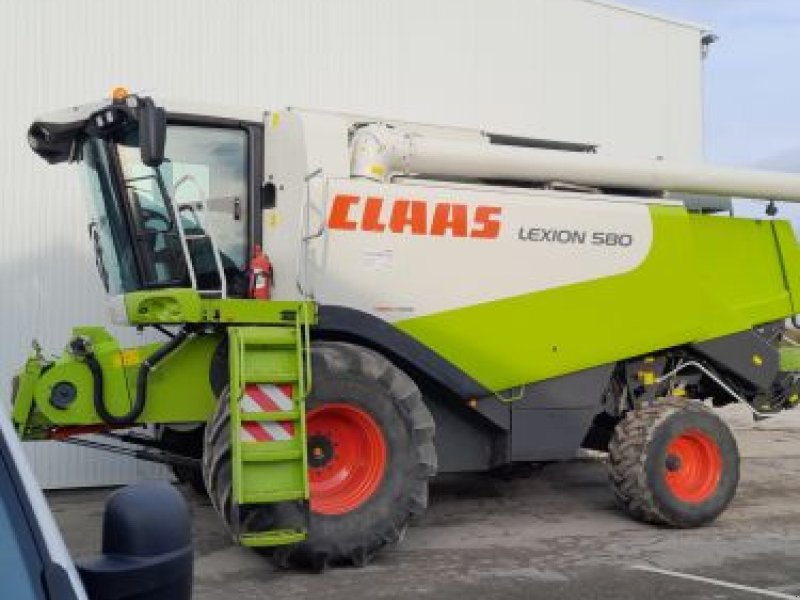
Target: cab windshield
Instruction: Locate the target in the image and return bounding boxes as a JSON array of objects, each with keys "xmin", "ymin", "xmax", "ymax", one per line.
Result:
[{"xmin": 82, "ymin": 124, "xmax": 249, "ymax": 297}]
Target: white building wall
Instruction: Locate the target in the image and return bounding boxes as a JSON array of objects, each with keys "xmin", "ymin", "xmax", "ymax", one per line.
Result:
[{"xmin": 0, "ymin": 0, "xmax": 704, "ymax": 488}]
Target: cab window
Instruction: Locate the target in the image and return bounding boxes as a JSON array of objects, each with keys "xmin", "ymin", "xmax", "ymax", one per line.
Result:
[{"xmin": 116, "ymin": 124, "xmax": 249, "ymax": 295}]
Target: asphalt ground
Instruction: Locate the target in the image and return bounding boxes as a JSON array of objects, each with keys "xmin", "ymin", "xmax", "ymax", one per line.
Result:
[{"xmin": 48, "ymin": 405, "xmax": 800, "ymax": 600}]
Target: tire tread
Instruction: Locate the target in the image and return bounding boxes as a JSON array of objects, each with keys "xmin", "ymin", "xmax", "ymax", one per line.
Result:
[
  {"xmin": 201, "ymin": 341, "xmax": 436, "ymax": 569},
  {"xmin": 608, "ymin": 397, "xmax": 734, "ymax": 527}
]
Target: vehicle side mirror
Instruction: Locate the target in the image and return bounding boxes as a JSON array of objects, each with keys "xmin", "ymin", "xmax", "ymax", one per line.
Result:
[
  {"xmin": 76, "ymin": 481, "xmax": 193, "ymax": 600},
  {"xmin": 138, "ymin": 97, "xmax": 167, "ymax": 167}
]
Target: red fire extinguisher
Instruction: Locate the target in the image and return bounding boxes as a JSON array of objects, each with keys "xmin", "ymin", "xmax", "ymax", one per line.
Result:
[{"xmin": 249, "ymin": 244, "xmax": 274, "ymax": 300}]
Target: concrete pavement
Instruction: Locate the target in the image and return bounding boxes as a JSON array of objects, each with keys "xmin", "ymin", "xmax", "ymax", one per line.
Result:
[{"xmin": 48, "ymin": 403, "xmax": 800, "ymax": 599}]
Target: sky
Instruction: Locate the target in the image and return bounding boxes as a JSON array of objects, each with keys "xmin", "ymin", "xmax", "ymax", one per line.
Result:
[{"xmin": 624, "ymin": 0, "xmax": 800, "ymax": 170}]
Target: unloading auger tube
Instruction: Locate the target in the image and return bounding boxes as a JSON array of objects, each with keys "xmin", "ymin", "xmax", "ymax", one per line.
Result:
[{"xmin": 351, "ymin": 123, "xmax": 800, "ymax": 201}]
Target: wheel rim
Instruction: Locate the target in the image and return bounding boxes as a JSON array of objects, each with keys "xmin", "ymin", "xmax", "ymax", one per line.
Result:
[
  {"xmin": 306, "ymin": 403, "xmax": 387, "ymax": 515},
  {"xmin": 664, "ymin": 428, "xmax": 722, "ymax": 503}
]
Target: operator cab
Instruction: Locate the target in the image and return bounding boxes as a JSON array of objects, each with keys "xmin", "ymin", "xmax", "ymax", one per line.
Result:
[{"xmin": 28, "ymin": 92, "xmax": 261, "ymax": 300}]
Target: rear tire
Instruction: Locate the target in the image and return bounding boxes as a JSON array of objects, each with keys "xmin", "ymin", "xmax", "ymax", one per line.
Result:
[
  {"xmin": 202, "ymin": 341, "xmax": 436, "ymax": 569},
  {"xmin": 608, "ymin": 397, "xmax": 739, "ymax": 527}
]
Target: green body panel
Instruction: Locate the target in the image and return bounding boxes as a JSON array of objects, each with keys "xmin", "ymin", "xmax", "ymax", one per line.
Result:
[
  {"xmin": 125, "ymin": 290, "xmax": 311, "ymax": 326},
  {"xmin": 12, "ymin": 328, "xmax": 220, "ymax": 437},
  {"xmin": 397, "ymin": 207, "xmax": 800, "ymax": 392},
  {"xmin": 12, "ymin": 294, "xmax": 317, "ymax": 439},
  {"xmin": 11, "ymin": 359, "xmax": 45, "ymax": 436},
  {"xmin": 773, "ymin": 222, "xmax": 800, "ymax": 312},
  {"xmin": 124, "ymin": 289, "xmax": 203, "ymax": 323}
]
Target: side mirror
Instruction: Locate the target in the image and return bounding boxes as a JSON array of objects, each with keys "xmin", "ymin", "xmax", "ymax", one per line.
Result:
[
  {"xmin": 76, "ymin": 482, "xmax": 193, "ymax": 600},
  {"xmin": 138, "ymin": 97, "xmax": 167, "ymax": 167}
]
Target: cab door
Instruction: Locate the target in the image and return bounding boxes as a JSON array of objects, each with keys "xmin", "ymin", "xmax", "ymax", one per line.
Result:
[{"xmin": 114, "ymin": 122, "xmax": 257, "ymax": 296}]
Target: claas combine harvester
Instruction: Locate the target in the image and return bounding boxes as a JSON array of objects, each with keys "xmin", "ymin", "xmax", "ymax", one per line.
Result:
[{"xmin": 11, "ymin": 89, "xmax": 800, "ymax": 568}]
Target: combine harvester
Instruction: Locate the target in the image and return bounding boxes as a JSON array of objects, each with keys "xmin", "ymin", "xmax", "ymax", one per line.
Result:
[{"xmin": 13, "ymin": 88, "xmax": 800, "ymax": 568}]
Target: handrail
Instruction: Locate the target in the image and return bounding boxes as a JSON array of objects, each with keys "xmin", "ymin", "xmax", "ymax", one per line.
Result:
[
  {"xmin": 177, "ymin": 202, "xmax": 228, "ymax": 299},
  {"xmin": 172, "ymin": 174, "xmax": 228, "ymax": 299},
  {"xmin": 296, "ymin": 168, "xmax": 324, "ymax": 299}
]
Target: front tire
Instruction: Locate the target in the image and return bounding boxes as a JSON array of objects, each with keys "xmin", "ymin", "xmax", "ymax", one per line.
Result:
[
  {"xmin": 608, "ymin": 397, "xmax": 739, "ymax": 527},
  {"xmin": 202, "ymin": 342, "xmax": 436, "ymax": 569}
]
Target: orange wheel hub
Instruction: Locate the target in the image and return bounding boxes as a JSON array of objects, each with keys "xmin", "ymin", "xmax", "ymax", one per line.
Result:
[
  {"xmin": 307, "ymin": 403, "xmax": 387, "ymax": 515},
  {"xmin": 664, "ymin": 428, "xmax": 722, "ymax": 503}
]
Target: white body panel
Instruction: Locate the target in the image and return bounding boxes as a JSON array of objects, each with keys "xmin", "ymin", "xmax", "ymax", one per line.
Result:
[{"xmin": 297, "ymin": 179, "xmax": 654, "ymax": 321}]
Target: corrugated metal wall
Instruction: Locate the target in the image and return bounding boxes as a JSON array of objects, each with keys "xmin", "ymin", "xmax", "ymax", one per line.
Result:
[{"xmin": 0, "ymin": 0, "xmax": 703, "ymax": 488}]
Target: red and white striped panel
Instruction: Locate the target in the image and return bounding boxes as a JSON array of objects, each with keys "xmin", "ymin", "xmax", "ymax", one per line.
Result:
[
  {"xmin": 240, "ymin": 384, "xmax": 294, "ymax": 413},
  {"xmin": 240, "ymin": 420, "xmax": 295, "ymax": 442},
  {"xmin": 239, "ymin": 384, "xmax": 295, "ymax": 442}
]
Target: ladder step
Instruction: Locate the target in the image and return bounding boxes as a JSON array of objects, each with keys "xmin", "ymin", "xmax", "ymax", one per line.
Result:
[
  {"xmin": 239, "ymin": 409, "xmax": 300, "ymax": 422},
  {"xmin": 242, "ymin": 489, "xmax": 305, "ymax": 504},
  {"xmin": 239, "ymin": 327, "xmax": 297, "ymax": 346},
  {"xmin": 242, "ymin": 349, "xmax": 299, "ymax": 382},
  {"xmin": 241, "ymin": 445, "xmax": 303, "ymax": 462},
  {"xmin": 240, "ymin": 410, "xmax": 299, "ymax": 422},
  {"xmin": 240, "ymin": 529, "xmax": 306, "ymax": 547},
  {"xmin": 243, "ymin": 370, "xmax": 298, "ymax": 384}
]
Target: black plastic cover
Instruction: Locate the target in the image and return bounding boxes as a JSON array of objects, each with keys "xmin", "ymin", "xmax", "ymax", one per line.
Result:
[
  {"xmin": 315, "ymin": 305, "xmax": 491, "ymax": 400},
  {"xmin": 691, "ymin": 330, "xmax": 780, "ymax": 391},
  {"xmin": 28, "ymin": 120, "xmax": 88, "ymax": 164},
  {"xmin": 76, "ymin": 481, "xmax": 193, "ymax": 600}
]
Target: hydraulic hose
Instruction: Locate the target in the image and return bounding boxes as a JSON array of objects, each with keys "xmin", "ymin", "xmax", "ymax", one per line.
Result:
[{"xmin": 72, "ymin": 327, "xmax": 191, "ymax": 426}]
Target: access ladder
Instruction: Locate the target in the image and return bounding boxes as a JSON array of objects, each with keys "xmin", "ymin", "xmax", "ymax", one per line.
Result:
[{"xmin": 227, "ymin": 303, "xmax": 312, "ymax": 547}]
